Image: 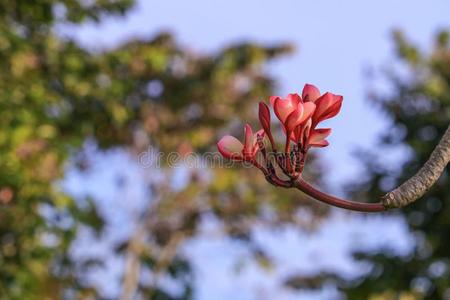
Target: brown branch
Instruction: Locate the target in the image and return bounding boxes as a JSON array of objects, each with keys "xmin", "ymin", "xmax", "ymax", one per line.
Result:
[
  {"xmin": 289, "ymin": 124, "xmax": 450, "ymax": 212},
  {"xmin": 293, "ymin": 178, "xmax": 386, "ymax": 212},
  {"xmin": 382, "ymin": 124, "xmax": 450, "ymax": 208}
]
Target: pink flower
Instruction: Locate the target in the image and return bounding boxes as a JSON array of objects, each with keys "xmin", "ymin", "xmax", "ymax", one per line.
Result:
[
  {"xmin": 292, "ymin": 84, "xmax": 343, "ymax": 147},
  {"xmin": 307, "ymin": 128, "xmax": 332, "ymax": 148},
  {"xmin": 217, "ymin": 83, "xmax": 343, "ymax": 177},
  {"xmin": 270, "ymin": 93, "xmax": 316, "ymax": 132},
  {"xmin": 302, "ymin": 84, "xmax": 321, "ymax": 102},
  {"xmin": 311, "ymin": 92, "xmax": 343, "ymax": 127},
  {"xmin": 299, "ymin": 84, "xmax": 343, "ymax": 127},
  {"xmin": 217, "ymin": 124, "xmax": 264, "ymax": 161}
]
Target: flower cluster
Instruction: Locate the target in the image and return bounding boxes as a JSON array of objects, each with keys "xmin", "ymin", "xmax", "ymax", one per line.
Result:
[{"xmin": 217, "ymin": 84, "xmax": 343, "ymax": 186}]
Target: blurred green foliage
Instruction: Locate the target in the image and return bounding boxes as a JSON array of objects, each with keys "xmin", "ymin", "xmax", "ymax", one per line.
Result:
[{"xmin": 0, "ymin": 1, "xmax": 330, "ymax": 299}]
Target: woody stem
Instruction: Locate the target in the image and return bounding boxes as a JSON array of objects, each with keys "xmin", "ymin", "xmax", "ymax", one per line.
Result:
[{"xmin": 293, "ymin": 177, "xmax": 386, "ymax": 212}]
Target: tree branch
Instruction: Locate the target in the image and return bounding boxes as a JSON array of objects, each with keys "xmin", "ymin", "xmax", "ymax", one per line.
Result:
[
  {"xmin": 382, "ymin": 124, "xmax": 450, "ymax": 208},
  {"xmin": 293, "ymin": 178, "xmax": 386, "ymax": 212},
  {"xmin": 292, "ymin": 124, "xmax": 450, "ymax": 212},
  {"xmin": 119, "ymin": 227, "xmax": 145, "ymax": 300}
]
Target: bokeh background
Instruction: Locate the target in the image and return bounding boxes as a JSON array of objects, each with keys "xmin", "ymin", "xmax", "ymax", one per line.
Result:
[{"xmin": 1, "ymin": 1, "xmax": 449, "ymax": 299}]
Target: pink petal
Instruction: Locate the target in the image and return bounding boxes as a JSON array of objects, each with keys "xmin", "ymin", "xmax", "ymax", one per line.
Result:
[
  {"xmin": 286, "ymin": 93, "xmax": 302, "ymax": 104},
  {"xmin": 244, "ymin": 124, "xmax": 254, "ymax": 153},
  {"xmin": 258, "ymin": 102, "xmax": 271, "ymax": 134},
  {"xmin": 309, "ymin": 140, "xmax": 329, "ymax": 148},
  {"xmin": 284, "ymin": 103, "xmax": 304, "ymax": 132},
  {"xmin": 269, "ymin": 96, "xmax": 280, "ymax": 108},
  {"xmin": 285, "ymin": 101, "xmax": 316, "ymax": 132},
  {"xmin": 308, "ymin": 128, "xmax": 332, "ymax": 144},
  {"xmin": 217, "ymin": 135, "xmax": 244, "ymax": 160},
  {"xmin": 334, "ymin": 94, "xmax": 343, "ymax": 102},
  {"xmin": 320, "ymin": 96, "xmax": 343, "ymax": 121},
  {"xmin": 313, "ymin": 93, "xmax": 333, "ymax": 119},
  {"xmin": 274, "ymin": 94, "xmax": 300, "ymax": 123},
  {"xmin": 302, "ymin": 84, "xmax": 321, "ymax": 102},
  {"xmin": 313, "ymin": 93, "xmax": 343, "ymax": 125},
  {"xmin": 298, "ymin": 119, "xmax": 312, "ymax": 143},
  {"xmin": 259, "ymin": 102, "xmax": 277, "ymax": 148},
  {"xmin": 302, "ymin": 102, "xmax": 316, "ymax": 121}
]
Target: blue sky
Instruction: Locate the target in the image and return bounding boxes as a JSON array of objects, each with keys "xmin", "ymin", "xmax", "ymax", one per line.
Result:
[
  {"xmin": 59, "ymin": 0, "xmax": 450, "ymax": 299},
  {"xmin": 59, "ymin": 0, "xmax": 450, "ymax": 192}
]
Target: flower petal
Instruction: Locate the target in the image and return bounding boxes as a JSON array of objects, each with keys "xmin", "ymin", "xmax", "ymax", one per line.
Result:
[
  {"xmin": 286, "ymin": 93, "xmax": 302, "ymax": 104},
  {"xmin": 269, "ymin": 96, "xmax": 280, "ymax": 108},
  {"xmin": 313, "ymin": 93, "xmax": 343, "ymax": 125},
  {"xmin": 309, "ymin": 140, "xmax": 329, "ymax": 148},
  {"xmin": 319, "ymin": 95, "xmax": 343, "ymax": 121},
  {"xmin": 298, "ymin": 118, "xmax": 312, "ymax": 144},
  {"xmin": 258, "ymin": 102, "xmax": 271, "ymax": 134},
  {"xmin": 308, "ymin": 128, "xmax": 332, "ymax": 144},
  {"xmin": 292, "ymin": 125, "xmax": 302, "ymax": 142},
  {"xmin": 313, "ymin": 93, "xmax": 333, "ymax": 119},
  {"xmin": 302, "ymin": 101, "xmax": 316, "ymax": 121},
  {"xmin": 274, "ymin": 94, "xmax": 301, "ymax": 123},
  {"xmin": 302, "ymin": 84, "xmax": 321, "ymax": 102},
  {"xmin": 244, "ymin": 124, "xmax": 254, "ymax": 153},
  {"xmin": 284, "ymin": 103, "xmax": 304, "ymax": 132},
  {"xmin": 217, "ymin": 135, "xmax": 244, "ymax": 160},
  {"xmin": 280, "ymin": 122, "xmax": 296, "ymax": 142},
  {"xmin": 285, "ymin": 101, "xmax": 316, "ymax": 132}
]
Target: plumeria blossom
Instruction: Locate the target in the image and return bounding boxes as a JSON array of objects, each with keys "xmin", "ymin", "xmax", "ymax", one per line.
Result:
[
  {"xmin": 216, "ymin": 84, "xmax": 390, "ymax": 213},
  {"xmin": 217, "ymin": 124, "xmax": 264, "ymax": 161},
  {"xmin": 302, "ymin": 83, "xmax": 321, "ymax": 102},
  {"xmin": 311, "ymin": 92, "xmax": 343, "ymax": 127},
  {"xmin": 285, "ymin": 85, "xmax": 342, "ymax": 149},
  {"xmin": 270, "ymin": 94, "xmax": 316, "ymax": 133},
  {"xmin": 307, "ymin": 128, "xmax": 332, "ymax": 148},
  {"xmin": 217, "ymin": 83, "xmax": 342, "ymax": 181}
]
